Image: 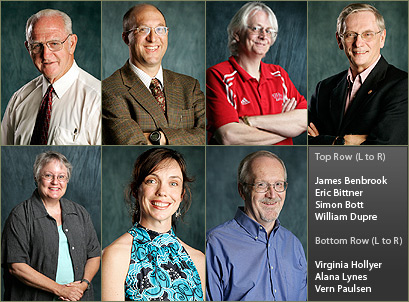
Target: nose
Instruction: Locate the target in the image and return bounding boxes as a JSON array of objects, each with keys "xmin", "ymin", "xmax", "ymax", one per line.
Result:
[
  {"xmin": 50, "ymin": 175, "xmax": 58, "ymax": 184},
  {"xmin": 146, "ymin": 29, "xmax": 158, "ymax": 42},
  {"xmin": 155, "ymin": 182, "xmax": 167, "ymax": 196},
  {"xmin": 265, "ymin": 184, "xmax": 277, "ymax": 198},
  {"xmin": 354, "ymin": 34, "xmax": 365, "ymax": 46},
  {"xmin": 41, "ymin": 44, "xmax": 54, "ymax": 59}
]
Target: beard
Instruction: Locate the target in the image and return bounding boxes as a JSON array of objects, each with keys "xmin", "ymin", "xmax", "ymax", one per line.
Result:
[{"xmin": 258, "ymin": 197, "xmax": 282, "ymax": 222}]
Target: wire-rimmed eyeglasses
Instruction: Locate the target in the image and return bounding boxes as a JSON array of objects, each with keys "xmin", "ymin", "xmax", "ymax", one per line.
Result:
[
  {"xmin": 243, "ymin": 181, "xmax": 288, "ymax": 193},
  {"xmin": 28, "ymin": 34, "xmax": 72, "ymax": 54},
  {"xmin": 339, "ymin": 30, "xmax": 382, "ymax": 43},
  {"xmin": 125, "ymin": 26, "xmax": 169, "ymax": 36}
]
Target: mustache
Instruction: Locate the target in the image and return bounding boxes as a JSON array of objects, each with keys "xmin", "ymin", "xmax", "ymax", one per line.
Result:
[{"xmin": 259, "ymin": 197, "xmax": 281, "ymax": 204}]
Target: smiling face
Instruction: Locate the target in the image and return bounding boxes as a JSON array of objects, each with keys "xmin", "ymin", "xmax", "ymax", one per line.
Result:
[
  {"xmin": 138, "ymin": 159, "xmax": 184, "ymax": 230},
  {"xmin": 26, "ymin": 15, "xmax": 77, "ymax": 84},
  {"xmin": 37, "ymin": 159, "xmax": 68, "ymax": 203},
  {"xmin": 240, "ymin": 156, "xmax": 286, "ymax": 231},
  {"xmin": 337, "ymin": 11, "xmax": 385, "ymax": 76},
  {"xmin": 124, "ymin": 5, "xmax": 168, "ymax": 77},
  {"xmin": 236, "ymin": 10, "xmax": 273, "ymax": 60}
]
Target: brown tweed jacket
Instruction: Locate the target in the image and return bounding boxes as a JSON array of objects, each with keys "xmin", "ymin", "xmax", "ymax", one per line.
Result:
[{"xmin": 102, "ymin": 61, "xmax": 205, "ymax": 145}]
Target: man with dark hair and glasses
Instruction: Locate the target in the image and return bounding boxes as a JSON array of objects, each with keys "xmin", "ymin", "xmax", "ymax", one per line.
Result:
[
  {"xmin": 102, "ymin": 3, "xmax": 205, "ymax": 145},
  {"xmin": 1, "ymin": 9, "xmax": 101, "ymax": 145},
  {"xmin": 206, "ymin": 150, "xmax": 307, "ymax": 301},
  {"xmin": 308, "ymin": 3, "xmax": 408, "ymax": 145}
]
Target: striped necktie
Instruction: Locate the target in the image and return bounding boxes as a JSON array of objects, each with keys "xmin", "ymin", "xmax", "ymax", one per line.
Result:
[{"xmin": 30, "ymin": 85, "xmax": 53, "ymax": 145}]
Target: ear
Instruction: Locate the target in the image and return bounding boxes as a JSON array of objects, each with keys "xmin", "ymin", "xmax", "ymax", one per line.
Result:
[
  {"xmin": 25, "ymin": 41, "xmax": 30, "ymax": 53},
  {"xmin": 238, "ymin": 183, "xmax": 246, "ymax": 201},
  {"xmin": 336, "ymin": 32, "xmax": 343, "ymax": 50},
  {"xmin": 233, "ymin": 32, "xmax": 240, "ymax": 43},
  {"xmin": 380, "ymin": 29, "xmax": 386, "ymax": 49},
  {"xmin": 122, "ymin": 32, "xmax": 130, "ymax": 45},
  {"xmin": 68, "ymin": 34, "xmax": 78, "ymax": 55}
]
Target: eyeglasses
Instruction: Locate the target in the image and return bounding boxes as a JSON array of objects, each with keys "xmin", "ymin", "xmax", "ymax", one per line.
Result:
[
  {"xmin": 41, "ymin": 173, "xmax": 69, "ymax": 183},
  {"xmin": 28, "ymin": 34, "xmax": 72, "ymax": 54},
  {"xmin": 244, "ymin": 181, "xmax": 288, "ymax": 193},
  {"xmin": 339, "ymin": 30, "xmax": 382, "ymax": 42},
  {"xmin": 125, "ymin": 26, "xmax": 169, "ymax": 36},
  {"xmin": 247, "ymin": 26, "xmax": 277, "ymax": 38}
]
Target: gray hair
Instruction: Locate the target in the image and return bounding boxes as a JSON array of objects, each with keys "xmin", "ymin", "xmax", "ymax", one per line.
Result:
[
  {"xmin": 26, "ymin": 9, "xmax": 73, "ymax": 42},
  {"xmin": 337, "ymin": 3, "xmax": 385, "ymax": 35},
  {"xmin": 123, "ymin": 3, "xmax": 166, "ymax": 32},
  {"xmin": 227, "ymin": 2, "xmax": 278, "ymax": 56},
  {"xmin": 238, "ymin": 151, "xmax": 287, "ymax": 187},
  {"xmin": 33, "ymin": 151, "xmax": 72, "ymax": 184}
]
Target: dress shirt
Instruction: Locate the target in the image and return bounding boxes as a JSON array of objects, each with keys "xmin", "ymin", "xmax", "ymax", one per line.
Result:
[
  {"xmin": 1, "ymin": 61, "xmax": 101, "ymax": 145},
  {"xmin": 1, "ymin": 190, "xmax": 101, "ymax": 300},
  {"xmin": 129, "ymin": 59, "xmax": 164, "ymax": 90},
  {"xmin": 345, "ymin": 55, "xmax": 381, "ymax": 112},
  {"xmin": 206, "ymin": 207, "xmax": 307, "ymax": 301}
]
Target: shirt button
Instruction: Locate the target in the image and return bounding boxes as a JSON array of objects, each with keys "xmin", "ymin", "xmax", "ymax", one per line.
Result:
[
  {"xmin": 65, "ymin": 229, "xmax": 68, "ymax": 232},
  {"xmin": 255, "ymin": 236, "xmax": 258, "ymax": 240},
  {"xmin": 271, "ymin": 265, "xmax": 273, "ymax": 270},
  {"xmin": 72, "ymin": 246, "xmax": 75, "ymax": 250},
  {"xmin": 275, "ymin": 289, "xmax": 277, "ymax": 293},
  {"xmin": 259, "ymin": 226, "xmax": 263, "ymax": 230}
]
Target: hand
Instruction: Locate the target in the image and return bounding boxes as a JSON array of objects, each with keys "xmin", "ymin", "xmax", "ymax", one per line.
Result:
[
  {"xmin": 282, "ymin": 97, "xmax": 297, "ymax": 113},
  {"xmin": 57, "ymin": 282, "xmax": 85, "ymax": 301},
  {"xmin": 308, "ymin": 122, "xmax": 319, "ymax": 137},
  {"xmin": 344, "ymin": 134, "xmax": 368, "ymax": 145}
]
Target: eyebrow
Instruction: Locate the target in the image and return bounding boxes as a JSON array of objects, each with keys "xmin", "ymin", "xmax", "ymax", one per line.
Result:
[{"xmin": 149, "ymin": 173, "xmax": 182, "ymax": 181}]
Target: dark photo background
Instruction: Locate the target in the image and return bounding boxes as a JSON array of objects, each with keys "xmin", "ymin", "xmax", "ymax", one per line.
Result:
[
  {"xmin": 308, "ymin": 1, "xmax": 408, "ymax": 103},
  {"xmin": 206, "ymin": 146, "xmax": 307, "ymax": 253},
  {"xmin": 1, "ymin": 1, "xmax": 101, "ymax": 118},
  {"xmin": 101, "ymin": 146, "xmax": 205, "ymax": 254},
  {"xmin": 102, "ymin": 1, "xmax": 205, "ymax": 90},
  {"xmin": 1, "ymin": 146, "xmax": 101, "ymax": 300},
  {"xmin": 206, "ymin": 1, "xmax": 307, "ymax": 145}
]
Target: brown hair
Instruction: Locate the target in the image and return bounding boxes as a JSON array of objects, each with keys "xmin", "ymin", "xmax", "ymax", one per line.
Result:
[{"xmin": 126, "ymin": 148, "xmax": 193, "ymax": 225}]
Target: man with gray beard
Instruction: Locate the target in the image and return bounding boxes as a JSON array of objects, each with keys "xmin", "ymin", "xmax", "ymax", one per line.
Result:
[{"xmin": 206, "ymin": 151, "xmax": 307, "ymax": 301}]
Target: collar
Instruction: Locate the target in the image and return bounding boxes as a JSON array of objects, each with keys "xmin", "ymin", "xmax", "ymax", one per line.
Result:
[
  {"xmin": 41, "ymin": 60, "xmax": 80, "ymax": 99},
  {"xmin": 348, "ymin": 55, "xmax": 381, "ymax": 83},
  {"xmin": 228, "ymin": 56, "xmax": 273, "ymax": 83},
  {"xmin": 128, "ymin": 59, "xmax": 164, "ymax": 90},
  {"xmin": 31, "ymin": 189, "xmax": 77, "ymax": 220},
  {"xmin": 234, "ymin": 206, "xmax": 280, "ymax": 242}
]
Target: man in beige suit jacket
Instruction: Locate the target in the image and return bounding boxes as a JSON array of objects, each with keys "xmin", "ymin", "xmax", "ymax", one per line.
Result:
[{"xmin": 102, "ymin": 3, "xmax": 205, "ymax": 145}]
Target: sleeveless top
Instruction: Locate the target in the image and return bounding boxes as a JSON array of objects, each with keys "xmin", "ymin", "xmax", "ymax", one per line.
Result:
[{"xmin": 125, "ymin": 223, "xmax": 204, "ymax": 301}]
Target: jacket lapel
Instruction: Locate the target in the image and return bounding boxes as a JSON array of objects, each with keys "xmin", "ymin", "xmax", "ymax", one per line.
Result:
[
  {"xmin": 329, "ymin": 76, "xmax": 348, "ymax": 133},
  {"xmin": 120, "ymin": 62, "xmax": 168, "ymax": 127},
  {"xmin": 341, "ymin": 56, "xmax": 388, "ymax": 132}
]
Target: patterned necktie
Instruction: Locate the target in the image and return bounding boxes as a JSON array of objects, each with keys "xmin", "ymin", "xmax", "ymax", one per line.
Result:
[
  {"xmin": 149, "ymin": 78, "xmax": 166, "ymax": 112},
  {"xmin": 30, "ymin": 85, "xmax": 54, "ymax": 145}
]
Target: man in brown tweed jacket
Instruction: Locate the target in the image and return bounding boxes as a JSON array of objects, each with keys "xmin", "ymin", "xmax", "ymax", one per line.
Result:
[{"xmin": 102, "ymin": 3, "xmax": 205, "ymax": 145}]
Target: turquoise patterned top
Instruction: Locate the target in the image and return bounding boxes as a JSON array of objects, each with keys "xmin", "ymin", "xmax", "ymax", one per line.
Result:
[{"xmin": 125, "ymin": 223, "xmax": 204, "ymax": 301}]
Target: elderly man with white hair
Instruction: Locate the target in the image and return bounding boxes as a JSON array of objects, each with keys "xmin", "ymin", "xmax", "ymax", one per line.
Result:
[
  {"xmin": 1, "ymin": 9, "xmax": 101, "ymax": 145},
  {"xmin": 206, "ymin": 2, "xmax": 307, "ymax": 145}
]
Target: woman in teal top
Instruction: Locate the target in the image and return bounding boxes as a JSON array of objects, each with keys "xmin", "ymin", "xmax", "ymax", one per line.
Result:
[{"xmin": 102, "ymin": 148, "xmax": 205, "ymax": 301}]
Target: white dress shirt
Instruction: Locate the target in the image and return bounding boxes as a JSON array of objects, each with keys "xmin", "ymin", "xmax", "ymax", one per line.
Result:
[
  {"xmin": 129, "ymin": 59, "xmax": 164, "ymax": 89},
  {"xmin": 1, "ymin": 61, "xmax": 101, "ymax": 145}
]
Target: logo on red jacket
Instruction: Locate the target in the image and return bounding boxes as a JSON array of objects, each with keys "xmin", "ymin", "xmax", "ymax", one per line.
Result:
[{"xmin": 272, "ymin": 92, "xmax": 283, "ymax": 102}]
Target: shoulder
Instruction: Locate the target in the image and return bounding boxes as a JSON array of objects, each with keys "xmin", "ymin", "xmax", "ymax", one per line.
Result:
[
  {"xmin": 179, "ymin": 239, "xmax": 205, "ymax": 263},
  {"xmin": 164, "ymin": 69, "xmax": 199, "ymax": 86},
  {"xmin": 207, "ymin": 60, "xmax": 236, "ymax": 79},
  {"xmin": 7, "ymin": 76, "xmax": 42, "ymax": 105},
  {"xmin": 102, "ymin": 64, "xmax": 128, "ymax": 93},
  {"xmin": 103, "ymin": 232, "xmax": 133, "ymax": 261},
  {"xmin": 276, "ymin": 225, "xmax": 304, "ymax": 250},
  {"xmin": 60, "ymin": 198, "xmax": 93, "ymax": 219},
  {"xmin": 384, "ymin": 63, "xmax": 408, "ymax": 83},
  {"xmin": 206, "ymin": 219, "xmax": 237, "ymax": 242},
  {"xmin": 77, "ymin": 67, "xmax": 101, "ymax": 95}
]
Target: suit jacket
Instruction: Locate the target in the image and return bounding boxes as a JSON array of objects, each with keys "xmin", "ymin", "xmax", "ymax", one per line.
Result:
[
  {"xmin": 102, "ymin": 61, "xmax": 205, "ymax": 145},
  {"xmin": 309, "ymin": 56, "xmax": 407, "ymax": 145}
]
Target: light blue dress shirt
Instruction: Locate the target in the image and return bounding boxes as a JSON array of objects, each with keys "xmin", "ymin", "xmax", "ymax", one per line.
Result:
[{"xmin": 206, "ymin": 207, "xmax": 307, "ymax": 301}]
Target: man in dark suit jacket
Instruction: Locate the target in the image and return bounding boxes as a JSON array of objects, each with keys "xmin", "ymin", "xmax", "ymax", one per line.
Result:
[
  {"xmin": 308, "ymin": 3, "xmax": 408, "ymax": 145},
  {"xmin": 102, "ymin": 3, "xmax": 205, "ymax": 145}
]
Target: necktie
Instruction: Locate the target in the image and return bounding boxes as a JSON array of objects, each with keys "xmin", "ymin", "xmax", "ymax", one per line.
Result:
[
  {"xmin": 149, "ymin": 78, "xmax": 166, "ymax": 112},
  {"xmin": 30, "ymin": 85, "xmax": 54, "ymax": 145}
]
